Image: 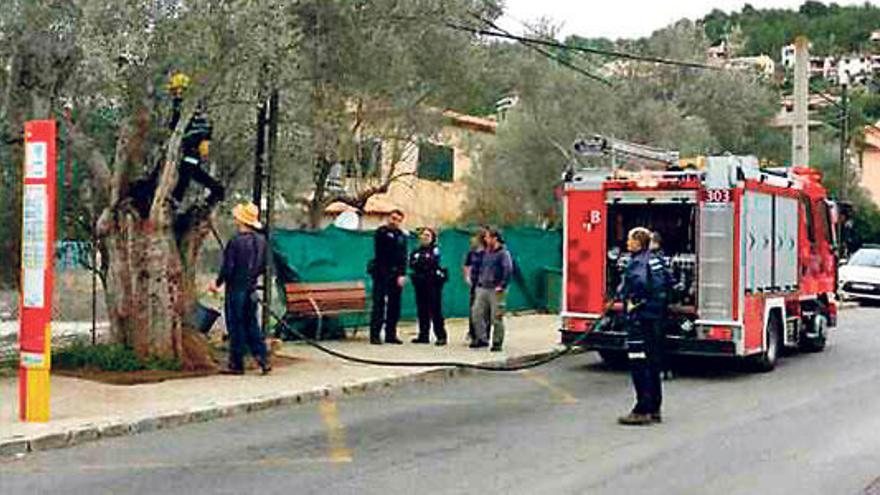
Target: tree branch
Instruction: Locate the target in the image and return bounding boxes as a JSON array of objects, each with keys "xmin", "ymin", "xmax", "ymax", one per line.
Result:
[{"xmin": 68, "ymin": 120, "xmax": 112, "ymax": 211}]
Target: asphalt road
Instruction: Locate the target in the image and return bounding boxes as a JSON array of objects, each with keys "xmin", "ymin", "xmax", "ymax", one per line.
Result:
[{"xmin": 4, "ymin": 308, "xmax": 880, "ymax": 495}]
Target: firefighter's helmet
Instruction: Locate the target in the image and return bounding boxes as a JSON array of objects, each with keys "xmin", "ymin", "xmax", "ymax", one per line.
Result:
[{"xmin": 167, "ymin": 72, "xmax": 191, "ymax": 95}]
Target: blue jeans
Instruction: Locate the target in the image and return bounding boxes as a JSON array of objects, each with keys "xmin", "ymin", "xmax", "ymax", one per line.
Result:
[{"xmin": 225, "ymin": 290, "xmax": 268, "ymax": 371}]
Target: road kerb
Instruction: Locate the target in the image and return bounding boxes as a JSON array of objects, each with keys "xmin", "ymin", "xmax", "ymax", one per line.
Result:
[{"xmin": 0, "ymin": 347, "xmax": 566, "ymax": 457}]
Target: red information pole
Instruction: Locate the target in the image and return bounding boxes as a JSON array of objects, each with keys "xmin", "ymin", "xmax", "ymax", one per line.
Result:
[{"xmin": 19, "ymin": 120, "xmax": 56, "ymax": 422}]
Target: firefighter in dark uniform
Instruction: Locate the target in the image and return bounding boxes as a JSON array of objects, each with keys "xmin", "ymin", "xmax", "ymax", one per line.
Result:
[
  {"xmin": 368, "ymin": 209, "xmax": 408, "ymax": 345},
  {"xmin": 165, "ymin": 74, "xmax": 224, "ymax": 207},
  {"xmin": 130, "ymin": 72, "xmax": 224, "ymax": 221},
  {"xmin": 650, "ymin": 231, "xmax": 676, "ymax": 380},
  {"xmin": 409, "ymin": 227, "xmax": 448, "ymax": 345},
  {"xmin": 616, "ymin": 227, "xmax": 675, "ymax": 425}
]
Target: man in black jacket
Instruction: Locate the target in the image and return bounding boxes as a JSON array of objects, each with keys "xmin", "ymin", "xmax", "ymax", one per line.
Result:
[{"xmin": 369, "ymin": 209, "xmax": 408, "ymax": 345}]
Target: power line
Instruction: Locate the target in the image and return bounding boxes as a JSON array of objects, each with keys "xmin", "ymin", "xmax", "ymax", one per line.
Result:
[
  {"xmin": 446, "ymin": 21, "xmax": 722, "ymax": 71},
  {"xmin": 384, "ymin": 13, "xmax": 610, "ymax": 85},
  {"xmin": 809, "ymin": 82, "xmax": 880, "ymax": 136},
  {"xmin": 467, "ymin": 13, "xmax": 611, "ymax": 86}
]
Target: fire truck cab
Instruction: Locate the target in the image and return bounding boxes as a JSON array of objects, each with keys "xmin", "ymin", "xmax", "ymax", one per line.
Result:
[{"xmin": 561, "ymin": 145, "xmax": 838, "ymax": 371}]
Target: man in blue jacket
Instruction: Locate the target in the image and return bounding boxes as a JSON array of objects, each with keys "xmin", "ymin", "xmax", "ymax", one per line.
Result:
[
  {"xmin": 616, "ymin": 227, "xmax": 674, "ymax": 425},
  {"xmin": 208, "ymin": 202, "xmax": 270, "ymax": 375}
]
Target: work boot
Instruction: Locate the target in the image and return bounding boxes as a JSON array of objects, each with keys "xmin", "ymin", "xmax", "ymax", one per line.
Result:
[
  {"xmin": 260, "ymin": 359, "xmax": 273, "ymax": 376},
  {"xmin": 650, "ymin": 412, "xmax": 662, "ymax": 423},
  {"xmin": 617, "ymin": 412, "xmax": 653, "ymax": 426}
]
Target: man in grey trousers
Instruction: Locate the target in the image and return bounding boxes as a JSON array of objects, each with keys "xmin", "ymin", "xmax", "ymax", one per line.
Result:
[{"xmin": 470, "ymin": 228, "xmax": 513, "ymax": 351}]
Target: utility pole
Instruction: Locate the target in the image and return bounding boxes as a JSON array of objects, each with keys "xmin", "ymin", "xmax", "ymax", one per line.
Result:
[
  {"xmin": 839, "ymin": 80, "xmax": 849, "ymax": 201},
  {"xmin": 792, "ymin": 36, "xmax": 810, "ymax": 167},
  {"xmin": 253, "ymin": 98, "xmax": 267, "ymax": 206},
  {"xmin": 261, "ymin": 88, "xmax": 279, "ymax": 335}
]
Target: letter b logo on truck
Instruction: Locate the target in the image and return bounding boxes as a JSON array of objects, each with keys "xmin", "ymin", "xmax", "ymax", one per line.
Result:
[{"xmin": 584, "ymin": 210, "xmax": 602, "ymax": 232}]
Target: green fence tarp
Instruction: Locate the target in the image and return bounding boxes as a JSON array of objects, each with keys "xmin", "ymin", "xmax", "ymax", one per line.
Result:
[{"xmin": 271, "ymin": 226, "xmax": 562, "ymax": 323}]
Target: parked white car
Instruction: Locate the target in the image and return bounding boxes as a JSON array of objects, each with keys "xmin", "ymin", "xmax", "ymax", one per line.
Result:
[{"xmin": 839, "ymin": 246, "xmax": 880, "ymax": 302}]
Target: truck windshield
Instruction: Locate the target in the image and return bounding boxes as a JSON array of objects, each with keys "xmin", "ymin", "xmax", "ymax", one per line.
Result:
[{"xmin": 848, "ymin": 249, "xmax": 880, "ymax": 267}]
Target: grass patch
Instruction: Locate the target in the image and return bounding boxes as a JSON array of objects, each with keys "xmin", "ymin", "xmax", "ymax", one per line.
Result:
[{"xmin": 54, "ymin": 341, "xmax": 182, "ymax": 372}]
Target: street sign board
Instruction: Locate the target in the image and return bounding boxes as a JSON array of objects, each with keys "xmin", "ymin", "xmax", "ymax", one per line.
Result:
[{"xmin": 19, "ymin": 120, "xmax": 56, "ymax": 422}]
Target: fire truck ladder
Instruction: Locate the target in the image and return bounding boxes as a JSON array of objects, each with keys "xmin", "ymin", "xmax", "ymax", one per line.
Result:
[{"xmin": 573, "ymin": 135, "xmax": 680, "ymax": 169}]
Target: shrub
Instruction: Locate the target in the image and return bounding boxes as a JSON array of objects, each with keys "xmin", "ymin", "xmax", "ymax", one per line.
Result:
[{"xmin": 54, "ymin": 341, "xmax": 181, "ymax": 372}]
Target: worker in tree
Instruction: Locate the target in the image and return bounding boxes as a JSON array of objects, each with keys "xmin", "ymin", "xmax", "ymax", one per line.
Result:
[
  {"xmin": 616, "ymin": 227, "xmax": 675, "ymax": 426},
  {"xmin": 130, "ymin": 71, "xmax": 224, "ymax": 218},
  {"xmin": 165, "ymin": 72, "xmax": 224, "ymax": 207}
]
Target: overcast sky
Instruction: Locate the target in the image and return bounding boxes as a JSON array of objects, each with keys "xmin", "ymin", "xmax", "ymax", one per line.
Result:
[{"xmin": 498, "ymin": 0, "xmax": 880, "ymax": 40}]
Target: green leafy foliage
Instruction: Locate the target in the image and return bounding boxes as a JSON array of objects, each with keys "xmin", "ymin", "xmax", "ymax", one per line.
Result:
[
  {"xmin": 54, "ymin": 341, "xmax": 182, "ymax": 372},
  {"xmin": 701, "ymin": 2, "xmax": 880, "ymax": 57}
]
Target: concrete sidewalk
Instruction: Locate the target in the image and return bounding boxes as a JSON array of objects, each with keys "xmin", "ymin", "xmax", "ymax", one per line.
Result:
[{"xmin": 0, "ymin": 314, "xmax": 562, "ymax": 456}]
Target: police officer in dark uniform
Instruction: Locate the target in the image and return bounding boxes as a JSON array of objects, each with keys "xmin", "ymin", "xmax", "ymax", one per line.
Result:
[
  {"xmin": 369, "ymin": 209, "xmax": 408, "ymax": 345},
  {"xmin": 616, "ymin": 227, "xmax": 675, "ymax": 425},
  {"xmin": 409, "ymin": 227, "xmax": 448, "ymax": 345}
]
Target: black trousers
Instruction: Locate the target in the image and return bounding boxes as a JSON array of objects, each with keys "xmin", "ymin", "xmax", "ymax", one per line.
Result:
[
  {"xmin": 172, "ymin": 159, "xmax": 225, "ymax": 204},
  {"xmin": 370, "ymin": 275, "xmax": 402, "ymax": 341},
  {"xmin": 627, "ymin": 318, "xmax": 663, "ymax": 415},
  {"xmin": 413, "ymin": 279, "xmax": 447, "ymax": 342}
]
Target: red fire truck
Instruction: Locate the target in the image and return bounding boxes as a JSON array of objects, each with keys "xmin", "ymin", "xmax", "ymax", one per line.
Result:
[{"xmin": 560, "ymin": 137, "xmax": 838, "ymax": 371}]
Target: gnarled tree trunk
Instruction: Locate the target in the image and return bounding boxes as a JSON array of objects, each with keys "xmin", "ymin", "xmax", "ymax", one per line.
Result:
[{"xmin": 95, "ymin": 132, "xmax": 218, "ymax": 371}]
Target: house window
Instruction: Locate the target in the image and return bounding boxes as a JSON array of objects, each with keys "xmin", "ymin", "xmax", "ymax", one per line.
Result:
[
  {"xmin": 417, "ymin": 142, "xmax": 454, "ymax": 182},
  {"xmin": 344, "ymin": 139, "xmax": 382, "ymax": 178}
]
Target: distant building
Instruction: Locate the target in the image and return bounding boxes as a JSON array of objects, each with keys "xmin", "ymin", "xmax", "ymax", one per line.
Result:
[
  {"xmin": 781, "ymin": 42, "xmax": 805, "ymax": 70},
  {"xmin": 707, "ymin": 41, "xmax": 729, "ymax": 61},
  {"xmin": 781, "ymin": 42, "xmax": 878, "ymax": 86},
  {"xmin": 859, "ymin": 124, "xmax": 880, "ymax": 206},
  {"xmin": 321, "ymin": 110, "xmax": 497, "ymax": 229},
  {"xmin": 836, "ymin": 54, "xmax": 872, "ymax": 85}
]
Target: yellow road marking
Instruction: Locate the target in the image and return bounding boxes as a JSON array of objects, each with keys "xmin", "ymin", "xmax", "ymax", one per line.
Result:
[
  {"xmin": 318, "ymin": 398, "xmax": 353, "ymax": 463},
  {"xmin": 521, "ymin": 371, "xmax": 578, "ymax": 405}
]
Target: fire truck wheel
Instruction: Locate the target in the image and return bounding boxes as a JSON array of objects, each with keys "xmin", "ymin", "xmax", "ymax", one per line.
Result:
[
  {"xmin": 751, "ymin": 315, "xmax": 781, "ymax": 373},
  {"xmin": 800, "ymin": 315, "xmax": 827, "ymax": 353},
  {"xmin": 598, "ymin": 350, "xmax": 628, "ymax": 369}
]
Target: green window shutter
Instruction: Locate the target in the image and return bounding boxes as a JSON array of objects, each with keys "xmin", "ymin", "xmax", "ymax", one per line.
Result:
[{"xmin": 417, "ymin": 143, "xmax": 454, "ymax": 182}]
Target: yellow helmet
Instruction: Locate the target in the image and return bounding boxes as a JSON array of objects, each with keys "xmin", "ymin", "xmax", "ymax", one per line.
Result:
[{"xmin": 167, "ymin": 72, "xmax": 191, "ymax": 93}]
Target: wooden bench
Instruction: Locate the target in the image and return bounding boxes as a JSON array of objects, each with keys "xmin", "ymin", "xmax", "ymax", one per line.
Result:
[{"xmin": 285, "ymin": 281, "xmax": 368, "ymax": 340}]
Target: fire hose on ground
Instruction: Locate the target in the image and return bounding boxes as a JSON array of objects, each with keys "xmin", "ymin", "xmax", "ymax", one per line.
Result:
[
  {"xmin": 257, "ymin": 298, "xmax": 596, "ymax": 372},
  {"xmin": 209, "ymin": 222, "xmax": 597, "ymax": 372}
]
